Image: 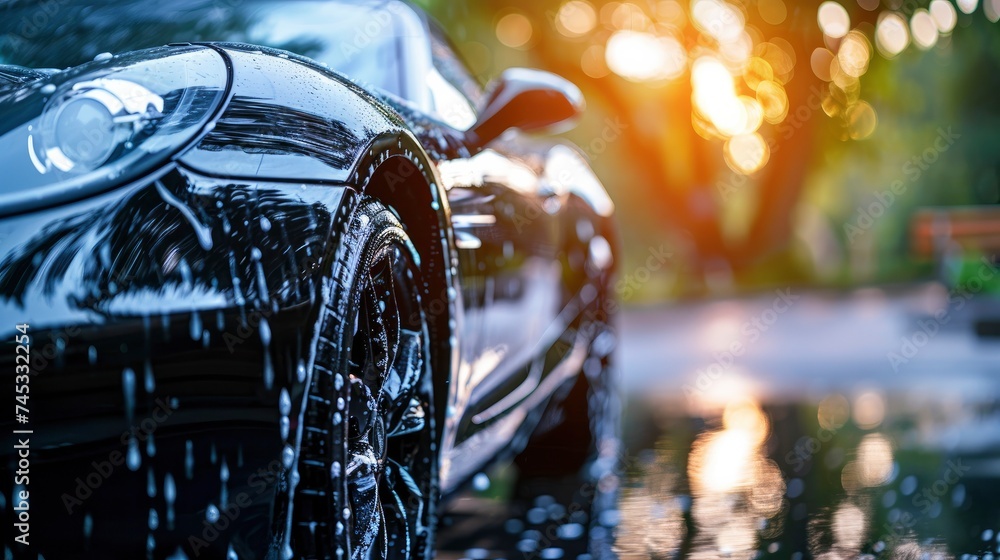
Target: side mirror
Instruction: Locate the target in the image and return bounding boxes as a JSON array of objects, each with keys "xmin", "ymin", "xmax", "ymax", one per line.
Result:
[{"xmin": 465, "ymin": 68, "xmax": 584, "ymax": 149}]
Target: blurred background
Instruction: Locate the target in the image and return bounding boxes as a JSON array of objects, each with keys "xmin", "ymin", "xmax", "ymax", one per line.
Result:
[
  {"xmin": 416, "ymin": 1, "xmax": 1000, "ymax": 559},
  {"xmin": 420, "ymin": 0, "xmax": 1000, "ymax": 300}
]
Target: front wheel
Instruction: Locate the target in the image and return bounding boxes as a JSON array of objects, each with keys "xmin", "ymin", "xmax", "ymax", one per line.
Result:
[{"xmin": 289, "ymin": 197, "xmax": 437, "ymax": 560}]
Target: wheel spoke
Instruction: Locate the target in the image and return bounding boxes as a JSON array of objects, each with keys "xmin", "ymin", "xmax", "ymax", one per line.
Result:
[
  {"xmin": 378, "ymin": 463, "xmax": 411, "ymax": 560},
  {"xmin": 388, "ymin": 396, "xmax": 425, "ymax": 438},
  {"xmin": 346, "ymin": 439, "xmax": 380, "ymax": 560},
  {"xmin": 382, "ymin": 328, "xmax": 423, "ymax": 422}
]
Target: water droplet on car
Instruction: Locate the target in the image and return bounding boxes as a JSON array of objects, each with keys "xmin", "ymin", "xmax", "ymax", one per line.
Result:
[
  {"xmin": 260, "ymin": 216, "xmax": 272, "ymax": 232},
  {"xmin": 147, "ymin": 469, "xmax": 157, "ymax": 497},
  {"xmin": 83, "ymin": 513, "xmax": 93, "ymax": 539},
  {"xmin": 190, "ymin": 312, "xmax": 202, "ymax": 341},
  {"xmin": 280, "ymin": 416, "xmax": 290, "ymax": 440},
  {"xmin": 148, "ymin": 509, "xmax": 159, "ymax": 530},
  {"xmin": 185, "ymin": 440, "xmax": 194, "ymax": 479},
  {"xmin": 127, "ymin": 437, "xmax": 141, "ymax": 471},
  {"xmin": 164, "ymin": 473, "xmax": 177, "ymax": 529},
  {"xmin": 279, "ymin": 388, "xmax": 292, "ymax": 415},
  {"xmin": 472, "ymin": 472, "xmax": 490, "ymax": 491},
  {"xmin": 41, "ymin": 84, "xmax": 55, "ymax": 95},
  {"xmin": 122, "ymin": 368, "xmax": 136, "ymax": 421},
  {"xmin": 281, "ymin": 445, "xmax": 295, "ymax": 468},
  {"xmin": 144, "ymin": 360, "xmax": 155, "ymax": 393},
  {"xmin": 93, "ymin": 52, "xmax": 113, "ymax": 62},
  {"xmin": 331, "ymin": 461, "xmax": 342, "ymax": 478},
  {"xmin": 206, "ymin": 504, "xmax": 220, "ymax": 523}
]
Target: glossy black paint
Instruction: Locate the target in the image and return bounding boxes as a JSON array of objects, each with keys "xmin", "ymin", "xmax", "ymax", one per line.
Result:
[{"xmin": 0, "ymin": 2, "xmax": 618, "ymax": 557}]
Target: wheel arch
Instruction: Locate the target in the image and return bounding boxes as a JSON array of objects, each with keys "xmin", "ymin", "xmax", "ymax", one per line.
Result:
[{"xmin": 349, "ymin": 130, "xmax": 459, "ymax": 440}]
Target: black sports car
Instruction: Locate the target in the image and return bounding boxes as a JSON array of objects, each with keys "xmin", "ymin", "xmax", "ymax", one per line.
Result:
[{"xmin": 0, "ymin": 1, "xmax": 619, "ymax": 558}]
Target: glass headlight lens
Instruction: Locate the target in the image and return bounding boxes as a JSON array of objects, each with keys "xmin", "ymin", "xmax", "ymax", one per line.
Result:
[{"xmin": 0, "ymin": 45, "xmax": 228, "ymax": 213}]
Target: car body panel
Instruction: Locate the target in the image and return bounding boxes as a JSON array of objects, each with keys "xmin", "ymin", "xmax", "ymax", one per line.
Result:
[{"xmin": 0, "ymin": 3, "xmax": 618, "ymax": 551}]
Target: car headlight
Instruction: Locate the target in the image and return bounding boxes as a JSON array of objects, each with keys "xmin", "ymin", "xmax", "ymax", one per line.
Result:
[{"xmin": 0, "ymin": 45, "xmax": 228, "ymax": 214}]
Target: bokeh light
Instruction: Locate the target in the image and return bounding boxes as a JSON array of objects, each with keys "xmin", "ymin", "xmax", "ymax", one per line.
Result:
[
  {"xmin": 930, "ymin": 0, "xmax": 958, "ymax": 33},
  {"xmin": 691, "ymin": 0, "xmax": 745, "ymax": 43},
  {"xmin": 495, "ymin": 12, "xmax": 533, "ymax": 48},
  {"xmin": 818, "ymin": 1, "xmax": 851, "ymax": 38},
  {"xmin": 556, "ymin": 1, "xmax": 598, "ymax": 37},
  {"xmin": 811, "ymin": 47, "xmax": 835, "ymax": 81},
  {"xmin": 743, "ymin": 56, "xmax": 775, "ymax": 90},
  {"xmin": 875, "ymin": 12, "xmax": 910, "ymax": 58},
  {"xmin": 757, "ymin": 0, "xmax": 788, "ymax": 25},
  {"xmin": 837, "ymin": 30, "xmax": 871, "ymax": 78},
  {"xmin": 755, "ymin": 80, "xmax": 788, "ymax": 123},
  {"xmin": 847, "ymin": 100, "xmax": 877, "ymax": 139},
  {"xmin": 957, "ymin": 0, "xmax": 979, "ymax": 14},
  {"xmin": 818, "ymin": 393, "xmax": 851, "ymax": 430},
  {"xmin": 580, "ymin": 44, "xmax": 610, "ymax": 78},
  {"xmin": 856, "ymin": 433, "xmax": 894, "ymax": 486},
  {"xmin": 724, "ymin": 132, "xmax": 769, "ymax": 174},
  {"xmin": 605, "ymin": 30, "xmax": 686, "ymax": 82},
  {"xmin": 910, "ymin": 9, "xmax": 940, "ymax": 50},
  {"xmin": 852, "ymin": 391, "xmax": 885, "ymax": 428},
  {"xmin": 986, "ymin": 0, "xmax": 1000, "ymax": 22}
]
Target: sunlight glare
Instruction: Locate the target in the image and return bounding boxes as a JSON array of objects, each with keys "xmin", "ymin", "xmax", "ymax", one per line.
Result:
[{"xmin": 606, "ymin": 30, "xmax": 687, "ymax": 82}]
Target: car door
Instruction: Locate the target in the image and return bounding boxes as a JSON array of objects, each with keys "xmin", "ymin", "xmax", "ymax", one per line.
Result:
[{"xmin": 419, "ymin": 27, "xmax": 569, "ymax": 480}]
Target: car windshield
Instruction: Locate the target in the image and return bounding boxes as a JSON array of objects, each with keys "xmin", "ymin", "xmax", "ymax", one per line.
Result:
[{"xmin": 0, "ymin": 0, "xmax": 416, "ymax": 98}]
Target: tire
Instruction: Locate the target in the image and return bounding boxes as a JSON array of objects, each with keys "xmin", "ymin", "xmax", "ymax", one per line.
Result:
[{"xmin": 285, "ymin": 196, "xmax": 437, "ymax": 560}]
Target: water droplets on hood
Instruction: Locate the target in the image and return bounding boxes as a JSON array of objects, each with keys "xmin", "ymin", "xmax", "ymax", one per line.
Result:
[
  {"xmin": 83, "ymin": 513, "xmax": 93, "ymax": 539},
  {"xmin": 148, "ymin": 508, "xmax": 159, "ymax": 530}
]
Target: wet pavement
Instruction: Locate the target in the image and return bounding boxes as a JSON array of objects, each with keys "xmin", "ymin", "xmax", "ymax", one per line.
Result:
[{"xmin": 438, "ymin": 284, "xmax": 1000, "ymax": 559}]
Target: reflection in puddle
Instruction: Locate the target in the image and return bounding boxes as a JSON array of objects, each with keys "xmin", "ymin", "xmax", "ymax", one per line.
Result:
[
  {"xmin": 617, "ymin": 398, "xmax": 786, "ymax": 559},
  {"xmin": 615, "ymin": 390, "xmax": 997, "ymax": 559}
]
